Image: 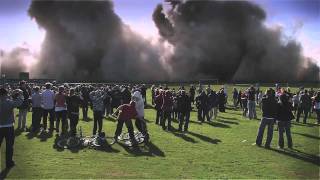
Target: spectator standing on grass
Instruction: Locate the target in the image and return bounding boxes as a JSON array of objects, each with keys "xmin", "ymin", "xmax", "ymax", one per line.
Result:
[
  {"xmin": 196, "ymin": 90, "xmax": 209, "ymax": 122},
  {"xmin": 232, "ymin": 88, "xmax": 238, "ymax": 108},
  {"xmin": 189, "ymin": 85, "xmax": 196, "ymax": 105},
  {"xmin": 312, "ymin": 91, "xmax": 320, "ymax": 124},
  {"xmin": 161, "ymin": 90, "xmax": 173, "ymax": 131},
  {"xmin": 255, "ymin": 88, "xmax": 277, "ymax": 148},
  {"xmin": 177, "ymin": 90, "xmax": 192, "ymax": 132},
  {"xmin": 41, "ymin": 83, "xmax": 55, "ymax": 131},
  {"xmin": 67, "ymin": 88, "xmax": 83, "ymax": 136},
  {"xmin": 247, "ymin": 86, "xmax": 257, "ymax": 119},
  {"xmin": 277, "ymin": 93, "xmax": 295, "ymax": 149},
  {"xmin": 90, "ymin": 89, "xmax": 107, "ymax": 136},
  {"xmin": 292, "ymin": 92, "xmax": 300, "ymax": 115},
  {"xmin": 154, "ymin": 89, "xmax": 163, "ymax": 125},
  {"xmin": 218, "ymin": 88, "xmax": 226, "ymax": 113},
  {"xmin": 132, "ymin": 90, "xmax": 149, "ymax": 142},
  {"xmin": 296, "ymin": 90, "xmax": 312, "ymax": 124},
  {"xmin": 31, "ymin": 86, "xmax": 42, "ymax": 132},
  {"xmin": 80, "ymin": 86, "xmax": 90, "ymax": 121},
  {"xmin": 241, "ymin": 91, "xmax": 248, "ymax": 117},
  {"xmin": 17, "ymin": 81, "xmax": 30, "ymax": 131},
  {"xmin": 0, "ymin": 88, "xmax": 24, "ymax": 169},
  {"xmin": 55, "ymin": 86, "xmax": 68, "ymax": 134}
]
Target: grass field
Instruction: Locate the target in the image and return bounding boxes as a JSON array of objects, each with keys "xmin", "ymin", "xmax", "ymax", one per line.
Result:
[{"xmin": 1, "ymin": 85, "xmax": 319, "ymax": 179}]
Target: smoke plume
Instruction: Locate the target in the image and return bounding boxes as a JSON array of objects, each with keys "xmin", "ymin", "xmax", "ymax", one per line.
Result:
[
  {"xmin": 153, "ymin": 0, "xmax": 320, "ymax": 82},
  {"xmin": 28, "ymin": 0, "xmax": 168, "ymax": 81},
  {"xmin": 0, "ymin": 45, "xmax": 38, "ymax": 79}
]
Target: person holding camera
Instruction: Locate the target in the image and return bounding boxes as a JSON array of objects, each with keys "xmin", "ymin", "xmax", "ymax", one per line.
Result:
[{"xmin": 0, "ymin": 88, "xmax": 24, "ymax": 169}]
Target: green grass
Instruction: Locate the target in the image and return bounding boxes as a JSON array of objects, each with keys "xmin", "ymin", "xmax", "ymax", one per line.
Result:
[{"xmin": 1, "ymin": 85, "xmax": 319, "ymax": 179}]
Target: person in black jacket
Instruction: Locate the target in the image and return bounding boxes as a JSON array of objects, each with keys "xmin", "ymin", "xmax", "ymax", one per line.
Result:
[
  {"xmin": 296, "ymin": 90, "xmax": 312, "ymax": 124},
  {"xmin": 277, "ymin": 93, "xmax": 295, "ymax": 149},
  {"xmin": 177, "ymin": 90, "xmax": 192, "ymax": 132},
  {"xmin": 67, "ymin": 88, "xmax": 83, "ymax": 136},
  {"xmin": 196, "ymin": 90, "xmax": 209, "ymax": 123},
  {"xmin": 255, "ymin": 88, "xmax": 278, "ymax": 148}
]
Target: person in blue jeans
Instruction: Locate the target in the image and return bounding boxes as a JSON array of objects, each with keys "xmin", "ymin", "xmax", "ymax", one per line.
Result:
[
  {"xmin": 277, "ymin": 93, "xmax": 295, "ymax": 149},
  {"xmin": 255, "ymin": 88, "xmax": 278, "ymax": 148}
]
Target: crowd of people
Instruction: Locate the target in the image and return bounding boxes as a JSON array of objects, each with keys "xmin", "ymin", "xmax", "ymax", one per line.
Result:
[{"xmin": 0, "ymin": 80, "xmax": 319, "ymax": 170}]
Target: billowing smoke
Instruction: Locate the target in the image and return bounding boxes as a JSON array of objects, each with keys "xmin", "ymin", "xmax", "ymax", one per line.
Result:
[
  {"xmin": 153, "ymin": 0, "xmax": 320, "ymax": 82},
  {"xmin": 0, "ymin": 45, "xmax": 38, "ymax": 78},
  {"xmin": 28, "ymin": 0, "xmax": 168, "ymax": 81}
]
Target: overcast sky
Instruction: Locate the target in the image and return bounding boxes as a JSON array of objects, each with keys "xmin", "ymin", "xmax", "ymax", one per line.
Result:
[{"xmin": 0, "ymin": 0, "xmax": 319, "ymax": 65}]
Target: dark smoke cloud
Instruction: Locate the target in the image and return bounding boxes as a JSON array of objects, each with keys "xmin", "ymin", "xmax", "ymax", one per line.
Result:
[
  {"xmin": 28, "ymin": 0, "xmax": 168, "ymax": 81},
  {"xmin": 153, "ymin": 0, "xmax": 320, "ymax": 82}
]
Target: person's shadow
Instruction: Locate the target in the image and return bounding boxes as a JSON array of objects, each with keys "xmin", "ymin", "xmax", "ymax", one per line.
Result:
[
  {"xmin": 118, "ymin": 141, "xmax": 165, "ymax": 157},
  {"xmin": 0, "ymin": 167, "xmax": 12, "ymax": 179}
]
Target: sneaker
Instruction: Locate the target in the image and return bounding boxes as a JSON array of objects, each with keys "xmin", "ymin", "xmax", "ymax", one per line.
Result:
[{"xmin": 110, "ymin": 137, "xmax": 118, "ymax": 145}]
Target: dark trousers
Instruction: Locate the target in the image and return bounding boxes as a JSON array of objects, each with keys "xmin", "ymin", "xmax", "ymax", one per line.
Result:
[
  {"xmin": 296, "ymin": 107, "xmax": 309, "ymax": 123},
  {"xmin": 316, "ymin": 109, "xmax": 320, "ymax": 123},
  {"xmin": 69, "ymin": 113, "xmax": 79, "ymax": 136},
  {"xmin": 198, "ymin": 108, "xmax": 209, "ymax": 122},
  {"xmin": 0, "ymin": 127, "xmax": 14, "ymax": 167},
  {"xmin": 114, "ymin": 119, "xmax": 135, "ymax": 141},
  {"xmin": 179, "ymin": 111, "xmax": 190, "ymax": 131},
  {"xmin": 43, "ymin": 108, "xmax": 55, "ymax": 130},
  {"xmin": 32, "ymin": 107, "xmax": 43, "ymax": 131},
  {"xmin": 162, "ymin": 111, "xmax": 172, "ymax": 130},
  {"xmin": 256, "ymin": 117, "xmax": 275, "ymax": 147},
  {"xmin": 105, "ymin": 104, "xmax": 112, "ymax": 116},
  {"xmin": 278, "ymin": 121, "xmax": 293, "ymax": 148},
  {"xmin": 93, "ymin": 111, "xmax": 103, "ymax": 135},
  {"xmin": 135, "ymin": 117, "xmax": 149, "ymax": 137},
  {"xmin": 55, "ymin": 110, "xmax": 67, "ymax": 133},
  {"xmin": 82, "ymin": 104, "xmax": 88, "ymax": 120},
  {"xmin": 156, "ymin": 110, "xmax": 162, "ymax": 125},
  {"xmin": 219, "ymin": 103, "xmax": 225, "ymax": 112}
]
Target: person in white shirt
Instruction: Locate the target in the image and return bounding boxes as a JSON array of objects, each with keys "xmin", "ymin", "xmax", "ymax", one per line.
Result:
[
  {"xmin": 132, "ymin": 90, "xmax": 149, "ymax": 142},
  {"xmin": 31, "ymin": 86, "xmax": 42, "ymax": 132},
  {"xmin": 41, "ymin": 83, "xmax": 55, "ymax": 131}
]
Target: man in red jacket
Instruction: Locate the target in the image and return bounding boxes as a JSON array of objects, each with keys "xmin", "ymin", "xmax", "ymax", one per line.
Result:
[{"xmin": 111, "ymin": 101, "xmax": 138, "ymax": 145}]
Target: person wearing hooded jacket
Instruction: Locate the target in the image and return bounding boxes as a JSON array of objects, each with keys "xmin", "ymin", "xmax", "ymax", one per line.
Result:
[
  {"xmin": 255, "ymin": 88, "xmax": 278, "ymax": 148},
  {"xmin": 132, "ymin": 91, "xmax": 149, "ymax": 142},
  {"xmin": 277, "ymin": 93, "xmax": 295, "ymax": 149}
]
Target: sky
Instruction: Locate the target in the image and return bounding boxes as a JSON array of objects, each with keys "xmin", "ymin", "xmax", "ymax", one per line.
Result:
[{"xmin": 0, "ymin": 0, "xmax": 319, "ymax": 65}]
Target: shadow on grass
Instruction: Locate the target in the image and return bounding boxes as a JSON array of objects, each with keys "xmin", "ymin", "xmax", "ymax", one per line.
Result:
[
  {"xmin": 217, "ymin": 119, "xmax": 239, "ymax": 125},
  {"xmin": 189, "ymin": 120, "xmax": 202, "ymax": 125},
  {"xmin": 219, "ymin": 116, "xmax": 240, "ymax": 121},
  {"xmin": 292, "ymin": 122, "xmax": 318, "ymax": 127},
  {"xmin": 82, "ymin": 117, "xmax": 93, "ymax": 122},
  {"xmin": 37, "ymin": 131, "xmax": 53, "ymax": 142},
  {"xmin": 205, "ymin": 121, "xmax": 231, "ymax": 128},
  {"xmin": 188, "ymin": 131, "xmax": 222, "ymax": 144},
  {"xmin": 292, "ymin": 132, "xmax": 320, "ymax": 140},
  {"xmin": 14, "ymin": 129, "xmax": 23, "ymax": 137},
  {"xmin": 168, "ymin": 127, "xmax": 197, "ymax": 143},
  {"xmin": 118, "ymin": 141, "xmax": 165, "ymax": 157},
  {"xmin": 270, "ymin": 148, "xmax": 320, "ymax": 166},
  {"xmin": 0, "ymin": 167, "xmax": 12, "ymax": 179}
]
